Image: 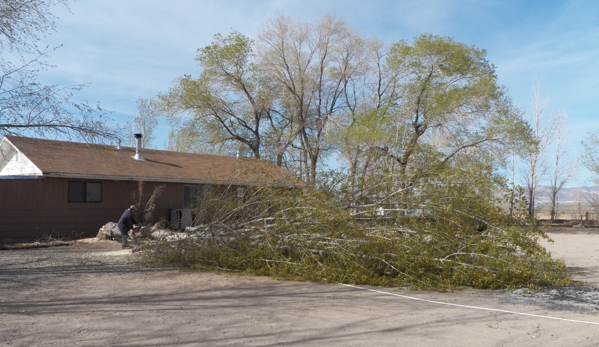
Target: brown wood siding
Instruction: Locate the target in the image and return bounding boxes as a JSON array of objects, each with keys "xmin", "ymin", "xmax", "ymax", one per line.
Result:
[{"xmin": 0, "ymin": 178, "xmax": 186, "ymax": 239}]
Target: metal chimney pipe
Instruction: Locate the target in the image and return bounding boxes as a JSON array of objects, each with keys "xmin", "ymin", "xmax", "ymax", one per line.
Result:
[{"xmin": 133, "ymin": 133, "xmax": 145, "ymax": 161}]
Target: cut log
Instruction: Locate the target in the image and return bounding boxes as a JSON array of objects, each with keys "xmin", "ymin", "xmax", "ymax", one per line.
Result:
[{"xmin": 97, "ymin": 222, "xmax": 121, "ymax": 242}]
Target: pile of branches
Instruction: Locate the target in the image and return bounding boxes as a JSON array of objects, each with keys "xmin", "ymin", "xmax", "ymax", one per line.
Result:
[{"xmin": 136, "ymin": 187, "xmax": 570, "ymax": 290}]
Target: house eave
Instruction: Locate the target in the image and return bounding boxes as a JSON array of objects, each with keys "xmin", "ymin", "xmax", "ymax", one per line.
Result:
[
  {"xmin": 42, "ymin": 172, "xmax": 297, "ymax": 187},
  {"xmin": 0, "ymin": 175, "xmax": 43, "ymax": 180}
]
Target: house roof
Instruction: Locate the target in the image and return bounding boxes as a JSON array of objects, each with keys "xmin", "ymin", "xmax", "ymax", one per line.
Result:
[{"xmin": 0, "ymin": 136, "xmax": 300, "ymax": 186}]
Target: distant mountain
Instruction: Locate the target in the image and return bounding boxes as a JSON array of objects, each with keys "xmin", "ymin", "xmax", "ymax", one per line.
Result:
[{"xmin": 533, "ymin": 186, "xmax": 599, "ymax": 204}]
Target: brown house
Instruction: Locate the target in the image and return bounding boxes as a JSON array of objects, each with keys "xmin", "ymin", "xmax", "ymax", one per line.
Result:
[{"xmin": 0, "ymin": 135, "xmax": 298, "ymax": 240}]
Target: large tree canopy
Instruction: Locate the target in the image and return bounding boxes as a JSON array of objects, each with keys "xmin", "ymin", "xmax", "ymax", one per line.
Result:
[
  {"xmin": 161, "ymin": 31, "xmax": 271, "ymax": 158},
  {"xmin": 162, "ymin": 16, "xmax": 370, "ymax": 183},
  {"xmin": 335, "ymin": 34, "xmax": 531, "ymax": 206},
  {"xmin": 161, "ymin": 17, "xmax": 530, "ymax": 190},
  {"xmin": 142, "ymin": 15, "xmax": 574, "ymax": 291}
]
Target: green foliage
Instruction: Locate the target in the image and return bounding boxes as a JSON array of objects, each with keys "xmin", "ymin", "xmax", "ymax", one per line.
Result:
[
  {"xmin": 159, "ymin": 30, "xmax": 278, "ymax": 159},
  {"xmin": 144, "ymin": 16, "xmax": 558, "ymax": 291},
  {"xmin": 137, "ymin": 184, "xmax": 570, "ymax": 290},
  {"xmin": 159, "ymin": 18, "xmax": 532, "ymax": 188}
]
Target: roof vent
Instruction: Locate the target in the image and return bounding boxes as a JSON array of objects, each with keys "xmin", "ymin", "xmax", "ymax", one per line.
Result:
[
  {"xmin": 133, "ymin": 133, "xmax": 145, "ymax": 161},
  {"xmin": 116, "ymin": 139, "xmax": 121, "ymax": 150}
]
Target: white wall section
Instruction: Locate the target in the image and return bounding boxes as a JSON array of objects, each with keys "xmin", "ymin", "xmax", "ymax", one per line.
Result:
[{"xmin": 0, "ymin": 138, "xmax": 43, "ymax": 177}]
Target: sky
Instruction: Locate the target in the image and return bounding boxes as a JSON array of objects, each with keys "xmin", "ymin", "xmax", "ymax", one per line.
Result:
[{"xmin": 35, "ymin": 0, "xmax": 599, "ymax": 186}]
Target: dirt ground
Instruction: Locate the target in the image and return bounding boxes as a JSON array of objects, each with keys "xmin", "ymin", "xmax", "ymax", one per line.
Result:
[{"xmin": 2, "ymin": 229, "xmax": 599, "ymax": 346}]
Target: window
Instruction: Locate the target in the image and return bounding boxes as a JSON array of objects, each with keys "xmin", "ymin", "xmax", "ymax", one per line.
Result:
[
  {"xmin": 183, "ymin": 185, "xmax": 210, "ymax": 208},
  {"xmin": 68, "ymin": 182, "xmax": 102, "ymax": 202}
]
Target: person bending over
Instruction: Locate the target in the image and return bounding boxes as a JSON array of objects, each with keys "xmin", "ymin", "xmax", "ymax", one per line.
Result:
[{"xmin": 117, "ymin": 205, "xmax": 138, "ymax": 249}]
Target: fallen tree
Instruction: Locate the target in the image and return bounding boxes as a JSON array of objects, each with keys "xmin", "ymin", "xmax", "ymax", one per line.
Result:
[{"xmin": 135, "ymin": 185, "xmax": 570, "ymax": 290}]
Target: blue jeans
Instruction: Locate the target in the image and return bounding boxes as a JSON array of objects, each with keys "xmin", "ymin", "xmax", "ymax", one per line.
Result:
[{"xmin": 118, "ymin": 226, "xmax": 129, "ymax": 247}]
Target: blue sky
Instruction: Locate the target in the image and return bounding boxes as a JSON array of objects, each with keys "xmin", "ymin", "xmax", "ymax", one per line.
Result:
[{"xmin": 38, "ymin": 0, "xmax": 599, "ymax": 185}]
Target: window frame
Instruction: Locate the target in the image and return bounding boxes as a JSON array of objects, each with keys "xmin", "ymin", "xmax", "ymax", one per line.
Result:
[
  {"xmin": 183, "ymin": 185, "xmax": 210, "ymax": 209},
  {"xmin": 68, "ymin": 181, "xmax": 103, "ymax": 203}
]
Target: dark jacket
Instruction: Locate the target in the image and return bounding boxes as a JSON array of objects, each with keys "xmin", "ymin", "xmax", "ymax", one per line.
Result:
[{"xmin": 117, "ymin": 209, "xmax": 137, "ymax": 231}]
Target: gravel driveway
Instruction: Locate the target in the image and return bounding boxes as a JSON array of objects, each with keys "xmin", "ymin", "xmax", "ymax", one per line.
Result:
[
  {"xmin": 1, "ymin": 236, "xmax": 599, "ymax": 346},
  {"xmin": 0, "ymin": 240, "xmax": 159, "ymax": 281}
]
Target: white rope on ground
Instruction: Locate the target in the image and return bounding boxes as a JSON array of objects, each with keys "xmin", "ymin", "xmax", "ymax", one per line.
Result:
[{"xmin": 343, "ymin": 284, "xmax": 599, "ymax": 326}]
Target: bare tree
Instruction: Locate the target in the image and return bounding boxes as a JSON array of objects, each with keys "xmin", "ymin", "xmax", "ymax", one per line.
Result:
[
  {"xmin": 583, "ymin": 186, "xmax": 599, "ymax": 217},
  {"xmin": 548, "ymin": 110, "xmax": 576, "ymax": 222},
  {"xmin": 522, "ymin": 86, "xmax": 556, "ymax": 218},
  {"xmin": 580, "ymin": 129, "xmax": 599, "ymax": 214},
  {"xmin": 130, "ymin": 97, "xmax": 159, "ymax": 148},
  {"xmin": 0, "ymin": 0, "xmax": 116, "ymax": 143},
  {"xmin": 581, "ymin": 129, "xmax": 599, "ymax": 186},
  {"xmin": 133, "ymin": 180, "xmax": 165, "ymax": 225},
  {"xmin": 0, "ymin": 57, "xmax": 115, "ymax": 142},
  {"xmin": 258, "ymin": 15, "xmax": 367, "ymax": 183},
  {"xmin": 0, "ymin": 0, "xmax": 69, "ymax": 54}
]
